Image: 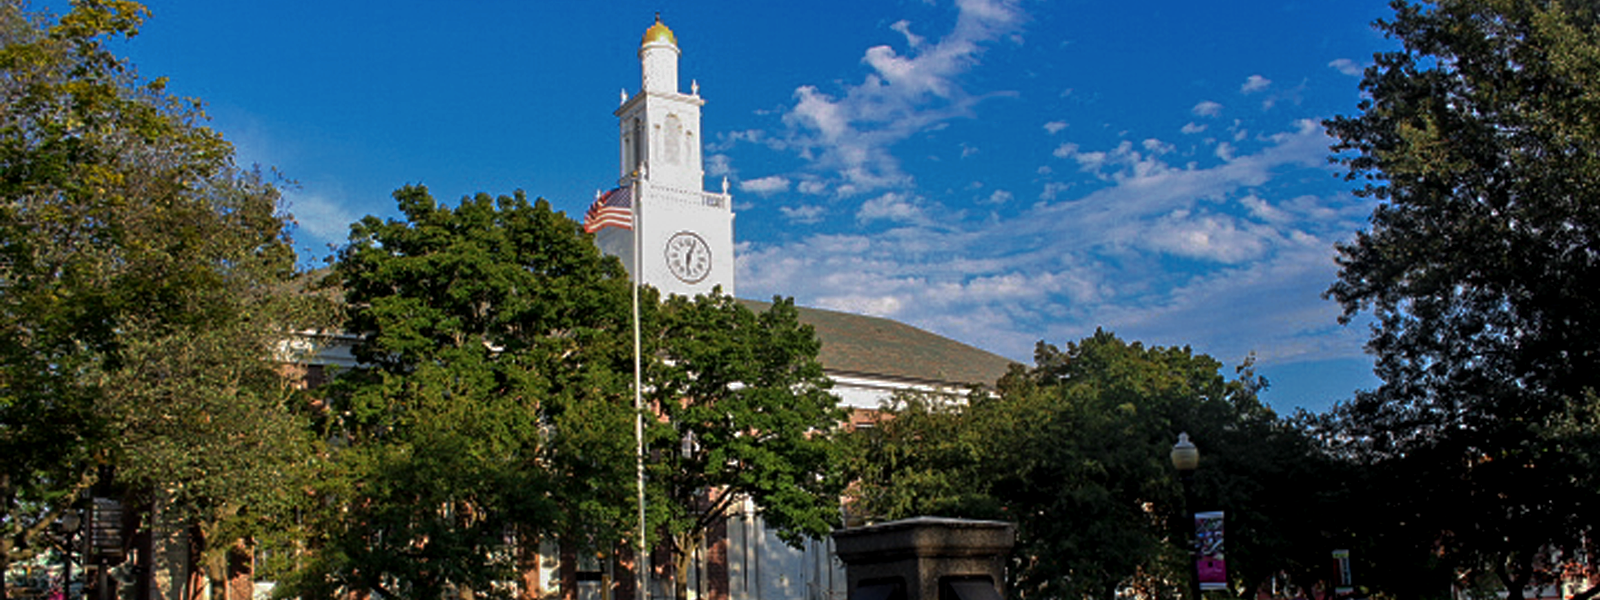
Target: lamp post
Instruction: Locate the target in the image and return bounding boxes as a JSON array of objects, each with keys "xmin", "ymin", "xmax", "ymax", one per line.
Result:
[
  {"xmin": 59, "ymin": 511, "xmax": 81, "ymax": 600},
  {"xmin": 1171, "ymin": 433, "xmax": 1201, "ymax": 600}
]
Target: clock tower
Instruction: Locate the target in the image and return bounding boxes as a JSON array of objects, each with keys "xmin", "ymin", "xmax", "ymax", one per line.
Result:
[{"xmin": 591, "ymin": 16, "xmax": 735, "ymax": 298}]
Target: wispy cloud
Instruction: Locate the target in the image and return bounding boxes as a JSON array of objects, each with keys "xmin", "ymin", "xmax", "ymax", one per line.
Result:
[
  {"xmin": 779, "ymin": 204, "xmax": 827, "ymax": 224},
  {"xmin": 282, "ymin": 187, "xmax": 359, "ymax": 256},
  {"xmin": 856, "ymin": 191, "xmax": 929, "ymax": 225},
  {"xmin": 740, "ymin": 175, "xmax": 791, "ymax": 196},
  {"xmin": 740, "ymin": 119, "xmax": 1373, "ymax": 369},
  {"xmin": 715, "ymin": 0, "xmax": 1376, "ymax": 403},
  {"xmin": 772, "ymin": 0, "xmax": 1026, "ymax": 197},
  {"xmin": 1328, "ymin": 58, "xmax": 1363, "ymax": 77},
  {"xmin": 1241, "ymin": 74, "xmax": 1272, "ymax": 93}
]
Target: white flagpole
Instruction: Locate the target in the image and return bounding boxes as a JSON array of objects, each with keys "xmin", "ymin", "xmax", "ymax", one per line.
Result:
[{"xmin": 632, "ymin": 175, "xmax": 648, "ymax": 600}]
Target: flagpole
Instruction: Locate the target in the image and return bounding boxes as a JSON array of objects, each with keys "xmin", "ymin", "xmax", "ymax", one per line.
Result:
[{"xmin": 631, "ymin": 173, "xmax": 648, "ymax": 600}]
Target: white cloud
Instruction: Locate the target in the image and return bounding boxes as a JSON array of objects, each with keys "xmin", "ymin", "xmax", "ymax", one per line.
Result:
[
  {"xmin": 1039, "ymin": 181, "xmax": 1070, "ymax": 201},
  {"xmin": 1239, "ymin": 194, "xmax": 1289, "ymax": 224},
  {"xmin": 1215, "ymin": 142, "xmax": 1236, "ymax": 161},
  {"xmin": 709, "ymin": 129, "xmax": 775, "ymax": 152},
  {"xmin": 798, "ymin": 179, "xmax": 830, "ymax": 195},
  {"xmin": 890, "ymin": 19, "xmax": 926, "ymax": 49},
  {"xmin": 706, "ymin": 153, "xmax": 733, "ymax": 177},
  {"xmin": 779, "ymin": 204, "xmax": 827, "ymax": 224},
  {"xmin": 857, "ymin": 191, "xmax": 926, "ymax": 224},
  {"xmin": 822, "ymin": 293, "xmax": 906, "ymax": 319},
  {"xmin": 1141, "ymin": 211, "xmax": 1272, "ymax": 263},
  {"xmin": 739, "ymin": 120, "xmax": 1370, "ymax": 373},
  {"xmin": 282, "ymin": 188, "xmax": 359, "ymax": 252},
  {"xmin": 773, "ymin": 0, "xmax": 1026, "ymax": 197},
  {"xmin": 1055, "ymin": 139, "xmax": 1180, "ymax": 183},
  {"xmin": 1241, "ymin": 75, "xmax": 1272, "ymax": 93},
  {"xmin": 714, "ymin": 3, "xmax": 1375, "ymax": 401},
  {"xmin": 740, "ymin": 175, "xmax": 791, "ymax": 196},
  {"xmin": 1142, "ymin": 138, "xmax": 1174, "ymax": 155},
  {"xmin": 1328, "ymin": 58, "xmax": 1363, "ymax": 77}
]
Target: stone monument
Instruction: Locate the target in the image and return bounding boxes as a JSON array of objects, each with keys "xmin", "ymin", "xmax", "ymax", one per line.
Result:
[{"xmin": 831, "ymin": 517, "xmax": 1015, "ymax": 600}]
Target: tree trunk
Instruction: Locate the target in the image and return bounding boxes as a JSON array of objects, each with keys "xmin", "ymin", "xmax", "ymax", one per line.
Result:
[
  {"xmin": 672, "ymin": 532, "xmax": 702, "ymax": 600},
  {"xmin": 674, "ymin": 547, "xmax": 690, "ymax": 600},
  {"xmin": 1496, "ymin": 551, "xmax": 1534, "ymax": 600},
  {"xmin": 517, "ymin": 526, "xmax": 541, "ymax": 600}
]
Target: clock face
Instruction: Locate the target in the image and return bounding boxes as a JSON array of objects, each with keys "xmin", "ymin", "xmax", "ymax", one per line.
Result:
[{"xmin": 664, "ymin": 231, "xmax": 712, "ymax": 284}]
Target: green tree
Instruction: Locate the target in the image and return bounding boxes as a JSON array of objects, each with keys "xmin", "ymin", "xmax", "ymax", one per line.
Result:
[
  {"xmin": 289, "ymin": 186, "xmax": 637, "ymax": 599},
  {"xmin": 849, "ymin": 331, "xmax": 1335, "ymax": 600},
  {"xmin": 841, "ymin": 389, "xmax": 999, "ymax": 523},
  {"xmin": 0, "ymin": 1, "xmax": 329, "ymax": 596},
  {"xmin": 1324, "ymin": 1, "xmax": 1600, "ymax": 598},
  {"xmin": 643, "ymin": 293, "xmax": 847, "ymax": 600},
  {"xmin": 89, "ymin": 167, "xmax": 332, "ymax": 600}
]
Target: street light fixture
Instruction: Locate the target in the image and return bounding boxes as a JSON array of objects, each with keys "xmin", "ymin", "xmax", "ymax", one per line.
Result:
[
  {"xmin": 1170, "ymin": 433, "xmax": 1198, "ymax": 474},
  {"xmin": 1171, "ymin": 433, "xmax": 1201, "ymax": 600}
]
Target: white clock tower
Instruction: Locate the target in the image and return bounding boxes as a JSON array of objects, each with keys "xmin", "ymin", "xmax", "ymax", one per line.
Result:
[{"xmin": 592, "ymin": 16, "xmax": 735, "ymax": 298}]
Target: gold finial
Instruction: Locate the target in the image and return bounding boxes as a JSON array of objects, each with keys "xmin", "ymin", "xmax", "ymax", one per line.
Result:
[{"xmin": 642, "ymin": 13, "xmax": 677, "ymax": 47}]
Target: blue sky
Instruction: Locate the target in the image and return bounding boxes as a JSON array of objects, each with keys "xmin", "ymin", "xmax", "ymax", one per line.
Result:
[{"xmin": 91, "ymin": 0, "xmax": 1399, "ymax": 413}]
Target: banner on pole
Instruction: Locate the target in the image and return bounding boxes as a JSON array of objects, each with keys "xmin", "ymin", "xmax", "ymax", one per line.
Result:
[
  {"xmin": 1195, "ymin": 511, "xmax": 1227, "ymax": 591},
  {"xmin": 1332, "ymin": 549, "xmax": 1353, "ymax": 595}
]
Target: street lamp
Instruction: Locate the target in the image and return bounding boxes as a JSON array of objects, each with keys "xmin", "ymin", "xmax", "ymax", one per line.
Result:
[
  {"xmin": 59, "ymin": 510, "xmax": 82, "ymax": 600},
  {"xmin": 1170, "ymin": 433, "xmax": 1198, "ymax": 474},
  {"xmin": 1171, "ymin": 433, "xmax": 1201, "ymax": 600}
]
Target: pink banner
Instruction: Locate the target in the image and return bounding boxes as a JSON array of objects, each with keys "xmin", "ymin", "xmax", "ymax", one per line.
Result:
[{"xmin": 1195, "ymin": 511, "xmax": 1226, "ymax": 591}]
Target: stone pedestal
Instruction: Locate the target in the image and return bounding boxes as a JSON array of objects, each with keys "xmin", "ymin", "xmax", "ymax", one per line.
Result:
[{"xmin": 831, "ymin": 517, "xmax": 1015, "ymax": 600}]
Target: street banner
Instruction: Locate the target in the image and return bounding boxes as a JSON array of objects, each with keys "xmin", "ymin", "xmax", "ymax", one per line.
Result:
[
  {"xmin": 1195, "ymin": 511, "xmax": 1227, "ymax": 591},
  {"xmin": 1332, "ymin": 549, "xmax": 1354, "ymax": 595}
]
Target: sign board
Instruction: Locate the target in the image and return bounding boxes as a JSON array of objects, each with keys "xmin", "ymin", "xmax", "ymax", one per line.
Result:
[{"xmin": 91, "ymin": 497, "xmax": 125, "ymax": 559}]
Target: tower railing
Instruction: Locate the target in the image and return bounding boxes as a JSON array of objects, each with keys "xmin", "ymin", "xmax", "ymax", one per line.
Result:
[{"xmin": 635, "ymin": 179, "xmax": 730, "ymax": 210}]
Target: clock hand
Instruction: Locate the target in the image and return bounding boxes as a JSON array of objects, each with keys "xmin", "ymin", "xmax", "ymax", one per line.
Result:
[{"xmin": 685, "ymin": 244, "xmax": 695, "ymax": 271}]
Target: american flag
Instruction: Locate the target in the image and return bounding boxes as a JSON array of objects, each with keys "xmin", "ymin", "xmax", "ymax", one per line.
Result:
[{"xmin": 583, "ymin": 186, "xmax": 633, "ymax": 233}]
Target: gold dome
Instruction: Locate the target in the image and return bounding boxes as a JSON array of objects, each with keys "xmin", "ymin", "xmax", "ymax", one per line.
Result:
[{"xmin": 641, "ymin": 15, "xmax": 677, "ymax": 47}]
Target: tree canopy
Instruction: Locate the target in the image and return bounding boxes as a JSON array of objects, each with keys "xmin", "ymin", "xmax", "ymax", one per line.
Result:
[
  {"xmin": 296, "ymin": 186, "xmax": 846, "ymax": 600},
  {"xmin": 285, "ymin": 186, "xmax": 638, "ymax": 599},
  {"xmin": 1324, "ymin": 0, "xmax": 1600, "ymax": 597},
  {"xmin": 643, "ymin": 292, "xmax": 847, "ymax": 600},
  {"xmin": 848, "ymin": 331, "xmax": 1335, "ymax": 600},
  {"xmin": 1, "ymin": 1, "xmax": 328, "ymax": 597}
]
